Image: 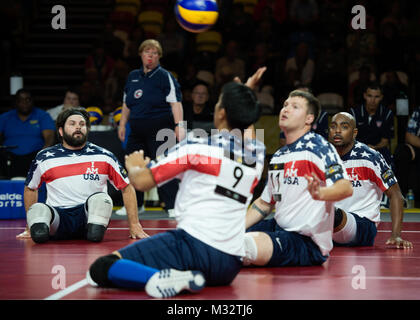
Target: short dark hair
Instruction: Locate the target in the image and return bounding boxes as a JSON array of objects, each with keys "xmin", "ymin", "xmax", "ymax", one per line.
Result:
[
  {"xmin": 288, "ymin": 90, "xmax": 321, "ymax": 123},
  {"xmin": 220, "ymin": 82, "xmax": 260, "ymax": 130},
  {"xmin": 64, "ymin": 87, "xmax": 80, "ymax": 97},
  {"xmin": 365, "ymin": 81, "xmax": 383, "ymax": 93},
  {"xmin": 56, "ymin": 107, "xmax": 90, "ymax": 142},
  {"xmin": 14, "ymin": 88, "xmax": 32, "ymax": 101}
]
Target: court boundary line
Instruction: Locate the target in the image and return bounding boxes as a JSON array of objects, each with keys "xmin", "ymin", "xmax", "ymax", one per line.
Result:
[{"xmin": 44, "ymin": 278, "xmax": 88, "ymax": 300}]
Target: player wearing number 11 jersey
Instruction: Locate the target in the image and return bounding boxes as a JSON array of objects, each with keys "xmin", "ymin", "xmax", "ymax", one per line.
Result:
[
  {"xmin": 88, "ymin": 81, "xmax": 265, "ymax": 298},
  {"xmin": 243, "ymin": 90, "xmax": 353, "ymax": 267}
]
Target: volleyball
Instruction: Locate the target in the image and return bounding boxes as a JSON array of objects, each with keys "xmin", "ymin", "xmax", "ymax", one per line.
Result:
[
  {"xmin": 112, "ymin": 106, "xmax": 123, "ymax": 125},
  {"xmin": 85, "ymin": 106, "xmax": 103, "ymax": 125},
  {"xmin": 174, "ymin": 0, "xmax": 219, "ymax": 33}
]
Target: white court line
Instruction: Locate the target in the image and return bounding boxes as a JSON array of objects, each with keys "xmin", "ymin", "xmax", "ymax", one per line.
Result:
[
  {"xmin": 0, "ymin": 227, "xmax": 174, "ymax": 230},
  {"xmin": 44, "ymin": 278, "xmax": 88, "ymax": 300},
  {"xmin": 1, "ymin": 228, "xmax": 419, "ymax": 232},
  {"xmin": 377, "ymin": 230, "xmax": 420, "ymax": 233},
  {"xmin": 108, "ymin": 227, "xmax": 173, "ymax": 231}
]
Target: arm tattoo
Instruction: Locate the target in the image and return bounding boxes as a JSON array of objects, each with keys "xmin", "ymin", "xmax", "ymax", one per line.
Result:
[{"xmin": 252, "ymin": 203, "xmax": 270, "ymax": 218}]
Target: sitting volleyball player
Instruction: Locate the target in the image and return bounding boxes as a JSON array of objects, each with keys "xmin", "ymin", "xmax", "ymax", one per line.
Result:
[
  {"xmin": 87, "ymin": 82, "xmax": 265, "ymax": 298},
  {"xmin": 17, "ymin": 107, "xmax": 149, "ymax": 243},
  {"xmin": 329, "ymin": 112, "xmax": 413, "ymax": 248},
  {"xmin": 243, "ymin": 90, "xmax": 353, "ymax": 267}
]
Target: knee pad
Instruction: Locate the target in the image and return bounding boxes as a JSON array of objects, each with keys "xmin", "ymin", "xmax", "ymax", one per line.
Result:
[
  {"xmin": 334, "ymin": 208, "xmax": 344, "ymax": 229},
  {"xmin": 27, "ymin": 203, "xmax": 53, "ymax": 244},
  {"xmin": 333, "ymin": 211, "xmax": 357, "ymax": 244},
  {"xmin": 86, "ymin": 193, "xmax": 113, "ymax": 242},
  {"xmin": 88, "ymin": 254, "xmax": 120, "ymax": 287},
  {"xmin": 243, "ymin": 233, "xmax": 258, "ymax": 266}
]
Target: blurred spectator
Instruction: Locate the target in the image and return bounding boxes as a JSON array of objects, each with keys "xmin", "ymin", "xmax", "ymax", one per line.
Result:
[
  {"xmin": 377, "ymin": 22, "xmax": 406, "ymax": 73},
  {"xmin": 184, "ymin": 81, "xmax": 213, "ymax": 132},
  {"xmin": 0, "ymin": 89, "xmax": 55, "ymax": 177},
  {"xmin": 102, "ymin": 22, "xmax": 125, "ymax": 60},
  {"xmin": 394, "ymin": 106, "xmax": 420, "ymax": 207},
  {"xmin": 124, "ymin": 25, "xmax": 146, "ymax": 69},
  {"xmin": 346, "ymin": 14, "xmax": 377, "ymax": 74},
  {"xmin": 79, "ymin": 67, "xmax": 105, "ymax": 108},
  {"xmin": 348, "ymin": 65, "xmax": 374, "ymax": 108},
  {"xmin": 253, "ymin": 0, "xmax": 287, "ymax": 26},
  {"xmin": 319, "ymin": 0, "xmax": 348, "ymax": 36},
  {"xmin": 349, "ymin": 82, "xmax": 395, "ymax": 168},
  {"xmin": 314, "ymin": 42, "xmax": 347, "ymax": 95},
  {"xmin": 215, "ymin": 40, "xmax": 245, "ymax": 86},
  {"xmin": 157, "ymin": 17, "xmax": 186, "ymax": 74},
  {"xmin": 285, "ymin": 41, "xmax": 315, "ymax": 88},
  {"xmin": 85, "ymin": 42, "xmax": 115, "ymax": 84},
  {"xmin": 380, "ymin": 0, "xmax": 408, "ymax": 36},
  {"xmin": 105, "ymin": 59, "xmax": 130, "ymax": 106},
  {"xmin": 253, "ymin": 18, "xmax": 277, "ymax": 52},
  {"xmin": 47, "ymin": 88, "xmax": 81, "ymax": 121},
  {"xmin": 223, "ymin": 3, "xmax": 255, "ymax": 52},
  {"xmin": 178, "ymin": 62, "xmax": 198, "ymax": 106},
  {"xmin": 381, "ymin": 70, "xmax": 409, "ymax": 113},
  {"xmin": 289, "ymin": 0, "xmax": 319, "ymax": 30}
]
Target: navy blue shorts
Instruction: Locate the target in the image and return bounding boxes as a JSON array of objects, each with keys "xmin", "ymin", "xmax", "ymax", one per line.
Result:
[
  {"xmin": 50, "ymin": 204, "xmax": 88, "ymax": 240},
  {"xmin": 118, "ymin": 229, "xmax": 242, "ymax": 286},
  {"xmin": 247, "ymin": 218, "xmax": 327, "ymax": 266},
  {"xmin": 334, "ymin": 213, "xmax": 377, "ymax": 247}
]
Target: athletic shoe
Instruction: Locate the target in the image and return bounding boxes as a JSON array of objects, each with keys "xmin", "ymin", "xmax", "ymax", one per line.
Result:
[{"xmin": 145, "ymin": 269, "xmax": 206, "ymax": 298}]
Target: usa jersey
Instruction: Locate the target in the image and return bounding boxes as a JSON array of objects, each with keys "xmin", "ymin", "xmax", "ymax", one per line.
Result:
[
  {"xmin": 407, "ymin": 107, "xmax": 420, "ymax": 137},
  {"xmin": 147, "ymin": 131, "xmax": 265, "ymax": 257},
  {"xmin": 262, "ymin": 132, "xmax": 348, "ymax": 256},
  {"xmin": 25, "ymin": 142, "xmax": 129, "ymax": 208},
  {"xmin": 335, "ymin": 141, "xmax": 397, "ymax": 222}
]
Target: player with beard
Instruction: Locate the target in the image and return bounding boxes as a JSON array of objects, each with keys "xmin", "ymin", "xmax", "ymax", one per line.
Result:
[
  {"xmin": 329, "ymin": 112, "xmax": 412, "ymax": 248},
  {"xmin": 16, "ymin": 107, "xmax": 149, "ymax": 243}
]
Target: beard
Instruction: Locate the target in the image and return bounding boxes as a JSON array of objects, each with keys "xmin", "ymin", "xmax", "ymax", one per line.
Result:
[{"xmin": 62, "ymin": 130, "xmax": 87, "ymax": 147}]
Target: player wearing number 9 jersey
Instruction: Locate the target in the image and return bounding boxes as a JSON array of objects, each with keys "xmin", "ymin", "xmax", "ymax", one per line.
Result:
[
  {"xmin": 88, "ymin": 81, "xmax": 265, "ymax": 298},
  {"xmin": 243, "ymin": 90, "xmax": 353, "ymax": 267}
]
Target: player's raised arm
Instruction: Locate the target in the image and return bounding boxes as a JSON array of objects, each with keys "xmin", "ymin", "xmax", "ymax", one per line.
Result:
[{"xmin": 125, "ymin": 150, "xmax": 156, "ymax": 192}]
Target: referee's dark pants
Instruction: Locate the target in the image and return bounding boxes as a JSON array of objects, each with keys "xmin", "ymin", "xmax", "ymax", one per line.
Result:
[{"xmin": 126, "ymin": 114, "xmax": 179, "ymax": 210}]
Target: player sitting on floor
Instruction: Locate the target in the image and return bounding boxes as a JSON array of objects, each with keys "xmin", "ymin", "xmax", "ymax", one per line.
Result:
[
  {"xmin": 17, "ymin": 107, "xmax": 149, "ymax": 243},
  {"xmin": 87, "ymin": 79, "xmax": 265, "ymax": 298},
  {"xmin": 329, "ymin": 112, "xmax": 413, "ymax": 248},
  {"xmin": 243, "ymin": 90, "xmax": 353, "ymax": 267}
]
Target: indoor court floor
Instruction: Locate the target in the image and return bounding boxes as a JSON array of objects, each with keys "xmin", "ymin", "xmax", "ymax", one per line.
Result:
[{"xmin": 1, "ymin": 209, "xmax": 419, "ymax": 301}]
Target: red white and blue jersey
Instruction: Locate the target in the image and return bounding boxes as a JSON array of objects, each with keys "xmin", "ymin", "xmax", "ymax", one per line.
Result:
[
  {"xmin": 335, "ymin": 141, "xmax": 397, "ymax": 222},
  {"xmin": 147, "ymin": 131, "xmax": 265, "ymax": 257},
  {"xmin": 25, "ymin": 142, "xmax": 129, "ymax": 208},
  {"xmin": 261, "ymin": 132, "xmax": 349, "ymax": 256}
]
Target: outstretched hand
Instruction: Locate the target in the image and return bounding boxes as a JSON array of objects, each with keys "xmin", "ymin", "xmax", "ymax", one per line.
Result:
[
  {"xmin": 16, "ymin": 227, "xmax": 31, "ymax": 239},
  {"xmin": 234, "ymin": 66, "xmax": 267, "ymax": 90},
  {"xmin": 385, "ymin": 236, "xmax": 413, "ymax": 249},
  {"xmin": 305, "ymin": 173, "xmax": 323, "ymax": 200},
  {"xmin": 129, "ymin": 223, "xmax": 150, "ymax": 239}
]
